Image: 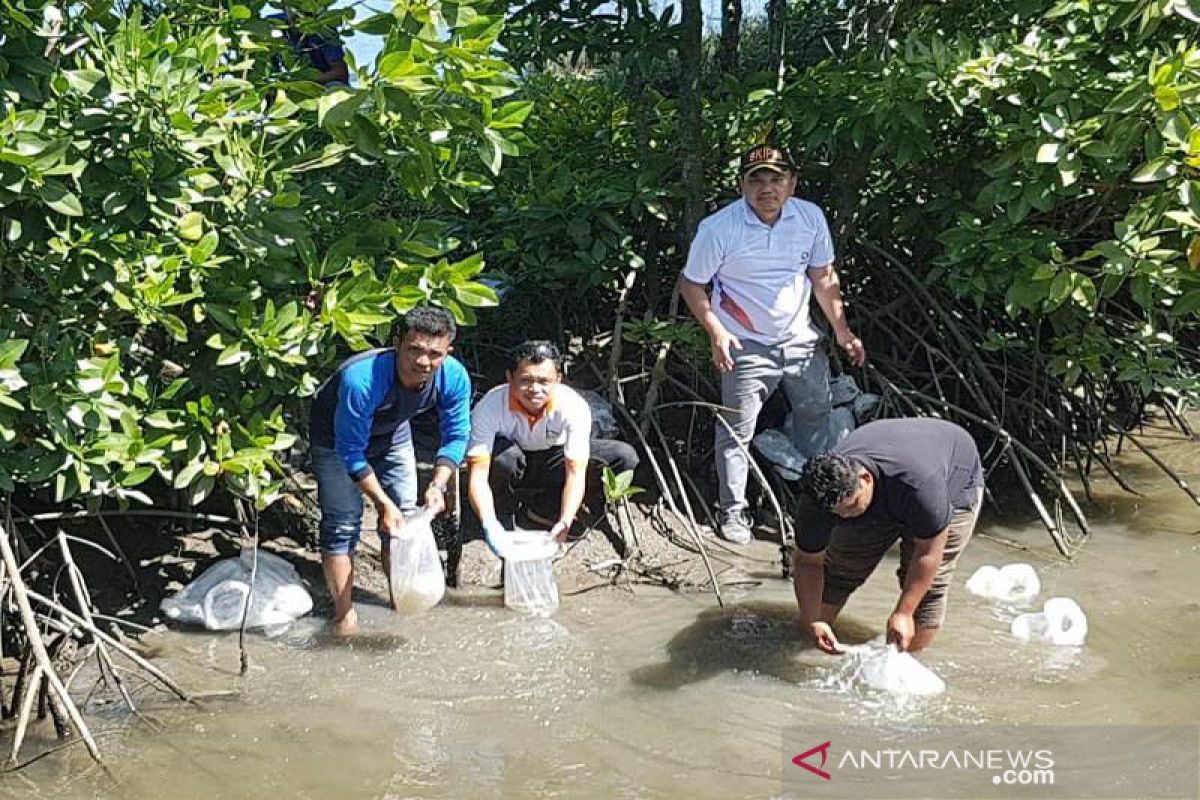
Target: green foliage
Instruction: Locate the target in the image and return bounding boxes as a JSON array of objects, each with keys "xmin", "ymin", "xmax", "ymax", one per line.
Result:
[
  {"xmin": 601, "ymin": 466, "xmax": 643, "ymax": 504},
  {"xmin": 0, "ymin": 0, "xmax": 521, "ymax": 505},
  {"xmin": 484, "ymin": 0, "xmax": 1197, "ymax": 467},
  {"xmin": 460, "ymin": 73, "xmax": 679, "ymax": 338},
  {"xmin": 760, "ymin": 0, "xmax": 1200, "ymax": 396}
]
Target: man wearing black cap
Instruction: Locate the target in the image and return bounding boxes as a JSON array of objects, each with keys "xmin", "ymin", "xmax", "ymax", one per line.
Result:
[{"xmin": 680, "ymin": 144, "xmax": 865, "ymax": 545}]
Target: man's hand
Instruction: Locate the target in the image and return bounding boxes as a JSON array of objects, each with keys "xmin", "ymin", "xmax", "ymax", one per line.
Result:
[
  {"xmin": 886, "ymin": 611, "xmax": 916, "ymax": 652},
  {"xmin": 836, "ymin": 329, "xmax": 866, "ymax": 368},
  {"xmin": 377, "ymin": 502, "xmax": 405, "ymax": 540},
  {"xmin": 482, "ymin": 519, "xmax": 505, "ymax": 557},
  {"xmin": 711, "ymin": 328, "xmax": 742, "ymax": 373},
  {"xmin": 423, "ymin": 483, "xmax": 447, "ymax": 517},
  {"xmin": 549, "ymin": 520, "xmax": 570, "ymax": 543},
  {"xmin": 808, "ymin": 621, "xmax": 846, "ymax": 655}
]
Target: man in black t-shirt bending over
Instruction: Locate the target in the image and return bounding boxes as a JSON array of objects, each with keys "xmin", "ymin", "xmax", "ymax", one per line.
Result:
[{"xmin": 793, "ymin": 418, "xmax": 983, "ymax": 654}]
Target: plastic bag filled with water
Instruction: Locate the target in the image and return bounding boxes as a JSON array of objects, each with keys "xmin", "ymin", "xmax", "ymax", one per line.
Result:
[
  {"xmin": 847, "ymin": 640, "xmax": 946, "ymax": 697},
  {"xmin": 965, "ymin": 563, "xmax": 1041, "ymax": 604},
  {"xmin": 1011, "ymin": 597, "xmax": 1088, "ymax": 646},
  {"xmin": 388, "ymin": 508, "xmax": 446, "ymax": 616},
  {"xmin": 494, "ymin": 529, "xmax": 560, "ymax": 617},
  {"xmin": 160, "ymin": 549, "xmax": 313, "ymax": 632}
]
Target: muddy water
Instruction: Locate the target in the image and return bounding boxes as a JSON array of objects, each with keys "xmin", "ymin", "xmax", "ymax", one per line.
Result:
[{"xmin": 3, "ymin": 426, "xmax": 1198, "ymax": 800}]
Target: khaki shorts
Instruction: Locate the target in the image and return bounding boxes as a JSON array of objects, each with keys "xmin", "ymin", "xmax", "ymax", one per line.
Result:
[{"xmin": 822, "ymin": 488, "xmax": 983, "ymax": 628}]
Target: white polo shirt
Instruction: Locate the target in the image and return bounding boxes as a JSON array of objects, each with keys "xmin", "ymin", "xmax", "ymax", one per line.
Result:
[
  {"xmin": 466, "ymin": 384, "xmax": 592, "ymax": 466},
  {"xmin": 682, "ymin": 197, "xmax": 835, "ymax": 346}
]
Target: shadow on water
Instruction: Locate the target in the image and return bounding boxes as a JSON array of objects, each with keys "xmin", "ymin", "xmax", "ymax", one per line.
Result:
[
  {"xmin": 275, "ymin": 616, "xmax": 409, "ymax": 652},
  {"xmin": 630, "ymin": 601, "xmax": 878, "ymax": 689}
]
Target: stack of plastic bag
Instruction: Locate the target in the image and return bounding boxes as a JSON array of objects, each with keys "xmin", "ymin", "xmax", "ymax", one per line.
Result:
[
  {"xmin": 160, "ymin": 549, "xmax": 312, "ymax": 633},
  {"xmin": 388, "ymin": 508, "xmax": 446, "ymax": 616}
]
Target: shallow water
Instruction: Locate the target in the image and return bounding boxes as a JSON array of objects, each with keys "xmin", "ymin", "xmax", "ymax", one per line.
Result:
[{"xmin": 3, "ymin": 426, "xmax": 1198, "ymax": 799}]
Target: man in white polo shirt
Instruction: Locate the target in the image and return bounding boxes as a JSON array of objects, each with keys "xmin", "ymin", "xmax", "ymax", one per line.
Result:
[
  {"xmin": 680, "ymin": 144, "xmax": 866, "ymax": 545},
  {"xmin": 466, "ymin": 340, "xmax": 640, "ymax": 546}
]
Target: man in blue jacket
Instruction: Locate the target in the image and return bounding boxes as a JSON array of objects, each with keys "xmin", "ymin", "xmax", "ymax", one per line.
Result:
[{"xmin": 310, "ymin": 307, "xmax": 471, "ymax": 635}]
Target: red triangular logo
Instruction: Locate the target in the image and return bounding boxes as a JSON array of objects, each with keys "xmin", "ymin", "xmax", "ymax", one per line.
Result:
[{"xmin": 792, "ymin": 740, "xmax": 832, "ymax": 781}]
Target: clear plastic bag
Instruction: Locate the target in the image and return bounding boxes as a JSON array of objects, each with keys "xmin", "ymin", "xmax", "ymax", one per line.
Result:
[
  {"xmin": 388, "ymin": 508, "xmax": 446, "ymax": 616},
  {"xmin": 850, "ymin": 640, "xmax": 946, "ymax": 696},
  {"xmin": 160, "ymin": 549, "xmax": 313, "ymax": 631},
  {"xmin": 495, "ymin": 529, "xmax": 559, "ymax": 617},
  {"xmin": 965, "ymin": 562, "xmax": 1041, "ymax": 604},
  {"xmin": 1011, "ymin": 597, "xmax": 1088, "ymax": 646}
]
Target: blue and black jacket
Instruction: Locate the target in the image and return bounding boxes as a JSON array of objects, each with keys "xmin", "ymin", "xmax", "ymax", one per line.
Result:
[{"xmin": 310, "ymin": 348, "xmax": 471, "ymax": 482}]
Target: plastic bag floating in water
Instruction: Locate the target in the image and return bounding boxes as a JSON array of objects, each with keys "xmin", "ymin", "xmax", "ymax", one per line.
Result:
[
  {"xmin": 160, "ymin": 549, "xmax": 313, "ymax": 632},
  {"xmin": 1011, "ymin": 597, "xmax": 1088, "ymax": 646},
  {"xmin": 845, "ymin": 640, "xmax": 946, "ymax": 697},
  {"xmin": 388, "ymin": 508, "xmax": 446, "ymax": 616},
  {"xmin": 965, "ymin": 563, "xmax": 1040, "ymax": 604}
]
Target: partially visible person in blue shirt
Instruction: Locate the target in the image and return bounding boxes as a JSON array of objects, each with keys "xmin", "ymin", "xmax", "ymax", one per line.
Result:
[
  {"xmin": 309, "ymin": 306, "xmax": 471, "ymax": 635},
  {"xmin": 269, "ymin": 10, "xmax": 349, "ymax": 86}
]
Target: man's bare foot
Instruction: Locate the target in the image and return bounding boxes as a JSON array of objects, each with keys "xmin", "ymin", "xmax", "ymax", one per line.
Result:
[{"xmin": 333, "ymin": 607, "xmax": 359, "ymax": 636}]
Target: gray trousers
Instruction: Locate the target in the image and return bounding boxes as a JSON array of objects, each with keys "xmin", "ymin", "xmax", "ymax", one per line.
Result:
[{"xmin": 716, "ymin": 340, "xmax": 831, "ymax": 518}]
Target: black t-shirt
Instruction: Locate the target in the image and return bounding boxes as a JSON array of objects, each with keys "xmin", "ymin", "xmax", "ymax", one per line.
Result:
[{"xmin": 796, "ymin": 418, "xmax": 983, "ymax": 553}]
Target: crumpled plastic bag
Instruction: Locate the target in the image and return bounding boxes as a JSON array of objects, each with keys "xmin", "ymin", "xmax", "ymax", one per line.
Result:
[
  {"xmin": 1011, "ymin": 597, "xmax": 1088, "ymax": 646},
  {"xmin": 577, "ymin": 389, "xmax": 621, "ymax": 439},
  {"xmin": 965, "ymin": 563, "xmax": 1041, "ymax": 604},
  {"xmin": 847, "ymin": 639, "xmax": 946, "ymax": 697},
  {"xmin": 852, "ymin": 392, "xmax": 881, "ymax": 424},
  {"xmin": 160, "ymin": 549, "xmax": 312, "ymax": 632},
  {"xmin": 388, "ymin": 508, "xmax": 446, "ymax": 616},
  {"xmin": 826, "ymin": 406, "xmax": 856, "ymax": 449},
  {"xmin": 753, "ymin": 429, "xmax": 808, "ymax": 481},
  {"xmin": 829, "ymin": 374, "xmax": 861, "ymax": 407}
]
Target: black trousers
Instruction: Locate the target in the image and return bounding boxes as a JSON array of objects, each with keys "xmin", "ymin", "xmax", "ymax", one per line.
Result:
[{"xmin": 489, "ymin": 438, "xmax": 640, "ymax": 520}]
